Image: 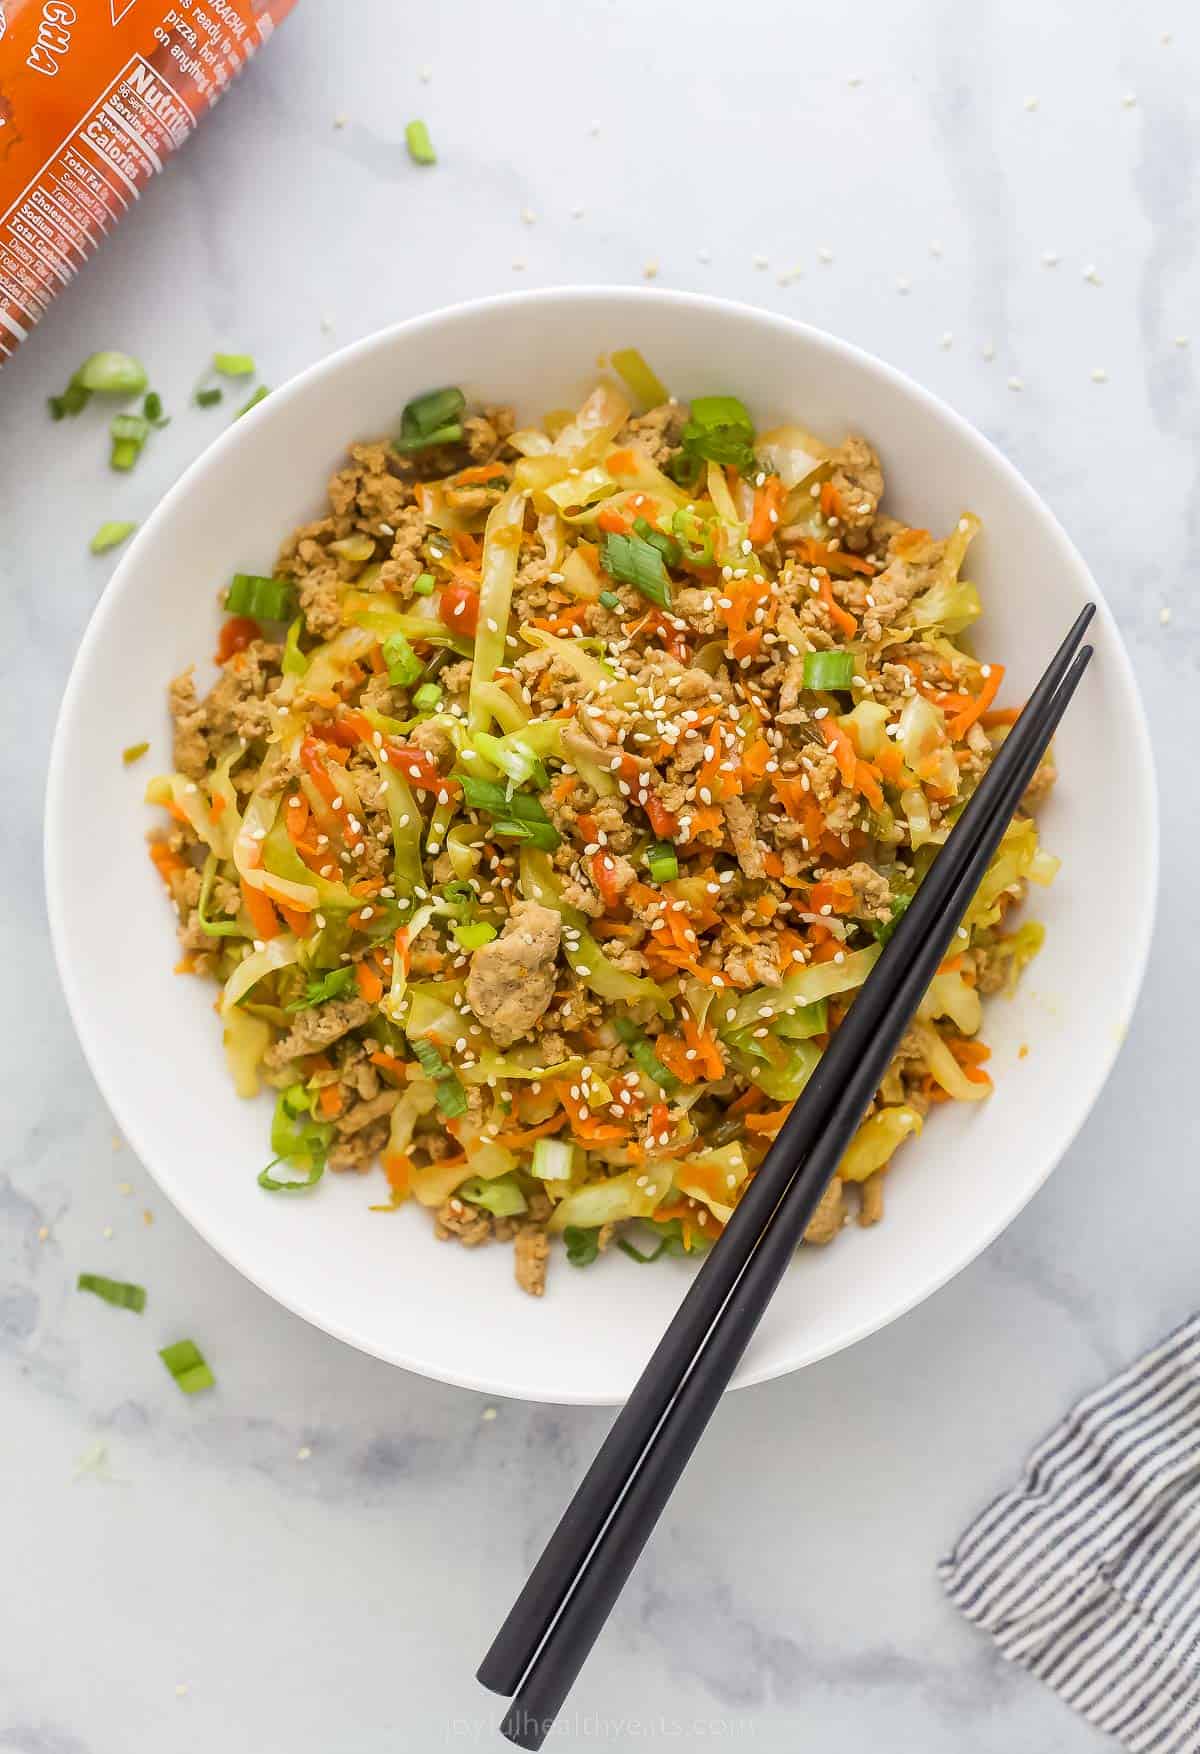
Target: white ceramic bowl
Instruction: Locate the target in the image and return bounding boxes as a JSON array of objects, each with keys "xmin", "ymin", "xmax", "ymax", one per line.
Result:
[{"xmin": 45, "ymin": 289, "xmax": 1157, "ymax": 1404}]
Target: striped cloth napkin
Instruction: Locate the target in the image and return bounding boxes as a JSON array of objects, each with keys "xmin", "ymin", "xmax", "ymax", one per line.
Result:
[{"xmin": 941, "ymin": 1314, "xmax": 1200, "ymax": 1753}]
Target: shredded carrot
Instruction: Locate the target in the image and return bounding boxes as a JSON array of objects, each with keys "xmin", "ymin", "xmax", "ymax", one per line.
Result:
[
  {"xmin": 491, "ymin": 1112, "xmax": 568, "ymax": 1150},
  {"xmin": 816, "ymin": 569, "xmax": 859, "ymax": 638},
  {"xmin": 854, "ymin": 759, "xmax": 884, "ymax": 810},
  {"xmin": 454, "ymin": 462, "xmax": 508, "ymax": 486},
  {"xmin": 819, "ymin": 480, "xmax": 843, "ymax": 521},
  {"xmin": 451, "ymin": 529, "xmax": 482, "ymax": 564},
  {"xmin": 606, "ymin": 448, "xmax": 637, "ymax": 474},
  {"xmin": 589, "ymin": 850, "xmax": 623, "ymax": 912},
  {"xmin": 809, "ymin": 879, "xmax": 855, "ymax": 915},
  {"xmin": 875, "ymin": 742, "xmax": 905, "ymax": 784},
  {"xmin": 654, "ymin": 1034, "xmax": 701, "ymax": 1084},
  {"xmin": 747, "ymin": 474, "xmax": 785, "ymax": 545},
  {"xmin": 597, "ymin": 503, "xmax": 632, "ymax": 535},
  {"xmin": 317, "ymin": 1085, "xmax": 344, "ymax": 1119},
  {"xmin": 744, "ymin": 1103, "xmax": 794, "ymax": 1138},
  {"xmin": 981, "ymin": 705, "xmax": 1021, "ymax": 729},
  {"xmin": 382, "ymin": 1152, "xmax": 412, "ymax": 1197},
  {"xmin": 276, "ymin": 903, "xmax": 314, "ymax": 938},
  {"xmin": 794, "ymin": 537, "xmax": 876, "ymax": 579},
  {"xmin": 240, "ymin": 879, "xmax": 281, "ymax": 941},
  {"xmin": 819, "ymin": 717, "xmax": 858, "ymax": 788},
  {"xmin": 355, "ymin": 961, "xmax": 384, "ymax": 1003},
  {"xmin": 681, "ymin": 1011, "xmax": 724, "ymax": 1080},
  {"xmin": 174, "ymin": 954, "xmax": 198, "ymax": 975},
  {"xmin": 148, "ymin": 841, "xmax": 184, "ymax": 886},
  {"xmin": 947, "ymin": 664, "xmax": 1006, "ymax": 740},
  {"xmin": 370, "ymin": 1050, "xmax": 408, "ymax": 1079}
]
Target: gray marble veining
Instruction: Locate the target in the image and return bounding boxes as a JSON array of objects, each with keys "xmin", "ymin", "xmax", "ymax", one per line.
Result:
[{"xmin": 0, "ymin": 2, "xmax": 1193, "ymax": 1748}]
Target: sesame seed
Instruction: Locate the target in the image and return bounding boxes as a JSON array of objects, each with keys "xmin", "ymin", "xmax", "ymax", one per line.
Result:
[
  {"xmin": 1007, "ymin": 376, "xmax": 1023, "ymax": 391},
  {"xmin": 896, "ymin": 275, "xmax": 910, "ymax": 294},
  {"xmin": 982, "ymin": 342, "xmax": 996, "ymax": 361},
  {"xmin": 1024, "ymin": 95, "xmax": 1039, "ymax": 110},
  {"xmin": 643, "ymin": 260, "xmax": 660, "ymax": 280},
  {"xmin": 1042, "ymin": 250, "xmax": 1059, "ymax": 267},
  {"xmin": 1091, "ymin": 367, "xmax": 1108, "ymax": 383},
  {"xmin": 939, "ymin": 331, "xmax": 953, "ymax": 350},
  {"xmin": 1083, "ymin": 264, "xmax": 1102, "ymax": 285},
  {"xmin": 1160, "ymin": 606, "xmax": 1172, "ymax": 625}
]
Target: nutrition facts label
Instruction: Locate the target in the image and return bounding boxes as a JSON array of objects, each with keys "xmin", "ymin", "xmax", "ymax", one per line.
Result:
[{"xmin": 0, "ymin": 1, "xmax": 293, "ymax": 361}]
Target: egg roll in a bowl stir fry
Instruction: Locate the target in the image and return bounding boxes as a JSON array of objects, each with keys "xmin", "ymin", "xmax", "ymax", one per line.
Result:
[{"xmin": 147, "ymin": 354, "xmax": 1057, "ymax": 1297}]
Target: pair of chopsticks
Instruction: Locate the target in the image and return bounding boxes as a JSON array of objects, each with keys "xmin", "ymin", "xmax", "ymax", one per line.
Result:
[{"xmin": 479, "ymin": 605, "xmax": 1096, "ymax": 1750}]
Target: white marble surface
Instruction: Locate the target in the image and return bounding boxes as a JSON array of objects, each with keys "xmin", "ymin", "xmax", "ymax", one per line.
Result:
[{"xmin": 0, "ymin": 2, "xmax": 1194, "ymax": 1748}]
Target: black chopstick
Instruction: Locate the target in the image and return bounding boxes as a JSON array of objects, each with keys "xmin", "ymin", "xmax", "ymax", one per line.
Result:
[
  {"xmin": 478, "ymin": 603, "xmax": 1095, "ymax": 1712},
  {"xmin": 497, "ymin": 638, "xmax": 1093, "ymax": 1748}
]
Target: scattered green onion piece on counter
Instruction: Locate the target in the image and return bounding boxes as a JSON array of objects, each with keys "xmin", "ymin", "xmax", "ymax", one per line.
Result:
[
  {"xmin": 610, "ymin": 347, "xmax": 668, "ymax": 409},
  {"xmin": 122, "ymin": 741, "xmax": 149, "ymax": 765},
  {"xmin": 405, "ymin": 119, "xmax": 437, "ymax": 165},
  {"xmin": 235, "ymin": 385, "xmax": 270, "ymax": 418},
  {"xmin": 382, "ymin": 629, "xmax": 423, "ymax": 687},
  {"xmin": 48, "ymin": 382, "xmax": 91, "ymax": 420},
  {"xmin": 74, "ymin": 350, "xmax": 149, "ymax": 395},
  {"xmin": 142, "ymin": 389, "xmax": 169, "ymax": 427},
  {"xmin": 453, "ymin": 920, "xmax": 497, "ymax": 950},
  {"xmin": 460, "ymin": 1173, "xmax": 527, "ymax": 1217},
  {"xmin": 109, "ymin": 412, "xmax": 149, "ymax": 471},
  {"xmin": 532, "ymin": 1138, "xmax": 575, "ymax": 1180},
  {"xmin": 90, "ymin": 520, "xmax": 137, "ymax": 555},
  {"xmin": 802, "ymin": 649, "xmax": 856, "ymax": 691},
  {"xmin": 159, "ymin": 1339, "xmax": 215, "ymax": 1395},
  {"xmin": 613, "ymin": 1017, "xmax": 680, "ymax": 1093},
  {"xmin": 600, "ymin": 530, "xmax": 672, "ymax": 608},
  {"xmin": 225, "ymin": 572, "xmax": 296, "ymax": 620},
  {"xmin": 77, "ymin": 1273, "xmax": 146, "ymax": 1313},
  {"xmin": 645, "ymin": 841, "xmax": 679, "ymax": 884},
  {"xmin": 213, "ymin": 351, "xmax": 256, "ymax": 377},
  {"xmin": 564, "ymin": 1226, "xmax": 601, "ymax": 1267},
  {"xmin": 195, "ymin": 386, "xmax": 223, "ymax": 408},
  {"xmin": 281, "ymin": 616, "xmax": 308, "ymax": 676},
  {"xmin": 412, "ymin": 682, "xmax": 443, "ymax": 709},
  {"xmin": 412, "ymin": 572, "xmax": 436, "ymax": 596},
  {"xmin": 598, "ymin": 590, "xmax": 622, "ymax": 611}
]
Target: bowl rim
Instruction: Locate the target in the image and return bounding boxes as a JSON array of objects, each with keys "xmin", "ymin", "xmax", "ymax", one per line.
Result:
[{"xmin": 44, "ymin": 285, "xmax": 1160, "ymax": 1403}]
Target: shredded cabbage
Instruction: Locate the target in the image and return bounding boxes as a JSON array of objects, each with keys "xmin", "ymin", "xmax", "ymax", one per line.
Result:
[
  {"xmin": 725, "ymin": 946, "xmax": 879, "ymax": 1033},
  {"xmin": 838, "ymin": 1106, "xmax": 923, "ymax": 1182}
]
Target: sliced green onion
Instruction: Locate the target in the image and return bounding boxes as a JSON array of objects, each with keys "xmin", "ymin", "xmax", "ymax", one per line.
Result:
[
  {"xmin": 492, "ymin": 817, "xmax": 561, "ymax": 851},
  {"xmin": 598, "ymin": 590, "xmax": 622, "ymax": 611},
  {"xmin": 236, "ymin": 386, "xmax": 269, "ymax": 418},
  {"xmin": 412, "ymin": 682, "xmax": 443, "ymax": 710},
  {"xmin": 459, "ymin": 776, "xmax": 557, "ymax": 830},
  {"xmin": 282, "ymin": 616, "xmax": 308, "ymax": 676},
  {"xmin": 258, "ymin": 1155, "xmax": 325, "ymax": 1193},
  {"xmin": 109, "ymin": 412, "xmax": 149, "ymax": 471},
  {"xmin": 409, "ymin": 1037, "xmax": 469, "ymax": 1116},
  {"xmin": 871, "ymin": 892, "xmax": 912, "ymax": 947},
  {"xmin": 48, "ymin": 382, "xmax": 91, "ymax": 420},
  {"xmin": 564, "ymin": 1225, "xmax": 601, "ymax": 1267},
  {"xmin": 77, "ymin": 1273, "xmax": 146, "ymax": 1312},
  {"xmin": 460, "ymin": 1173, "xmax": 526, "ymax": 1217},
  {"xmin": 532, "ymin": 1138, "xmax": 575, "ymax": 1180},
  {"xmin": 195, "ymin": 386, "xmax": 223, "ymax": 408},
  {"xmin": 632, "ymin": 514, "xmax": 681, "ymax": 569},
  {"xmin": 395, "ymin": 386, "xmax": 464, "ymax": 453},
  {"xmin": 405, "ymin": 119, "xmax": 437, "ymax": 165},
  {"xmin": 74, "ymin": 350, "xmax": 148, "ymax": 395},
  {"xmin": 122, "ymin": 741, "xmax": 149, "ymax": 765},
  {"xmin": 412, "ymin": 572, "xmax": 436, "ymax": 596},
  {"xmin": 600, "ymin": 531, "xmax": 672, "ymax": 608},
  {"xmin": 453, "ymin": 920, "xmax": 497, "ymax": 950},
  {"xmin": 394, "ymin": 422, "xmax": 463, "ymax": 454},
  {"xmin": 159, "ymin": 1339, "xmax": 215, "ymax": 1395},
  {"xmin": 225, "ymin": 572, "xmax": 297, "ymax": 620},
  {"xmin": 802, "ymin": 650, "xmax": 856, "ymax": 691},
  {"xmin": 197, "ymin": 853, "xmax": 246, "ymax": 939},
  {"xmin": 472, "ymin": 732, "xmax": 548, "ymax": 791},
  {"xmin": 143, "ymin": 389, "xmax": 168, "ymax": 426},
  {"xmin": 646, "ymin": 840, "xmax": 679, "ymax": 883},
  {"xmin": 90, "ymin": 520, "xmax": 137, "ymax": 555},
  {"xmin": 671, "ymin": 504, "xmax": 715, "ymax": 567},
  {"xmin": 285, "ymin": 965, "xmax": 356, "ymax": 1012},
  {"xmin": 382, "ymin": 629, "xmax": 423, "ymax": 687},
  {"xmin": 213, "ymin": 351, "xmax": 256, "ymax": 377},
  {"xmin": 610, "ymin": 347, "xmax": 668, "ymax": 409},
  {"xmin": 613, "ymin": 1017, "xmax": 680, "ymax": 1093}
]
